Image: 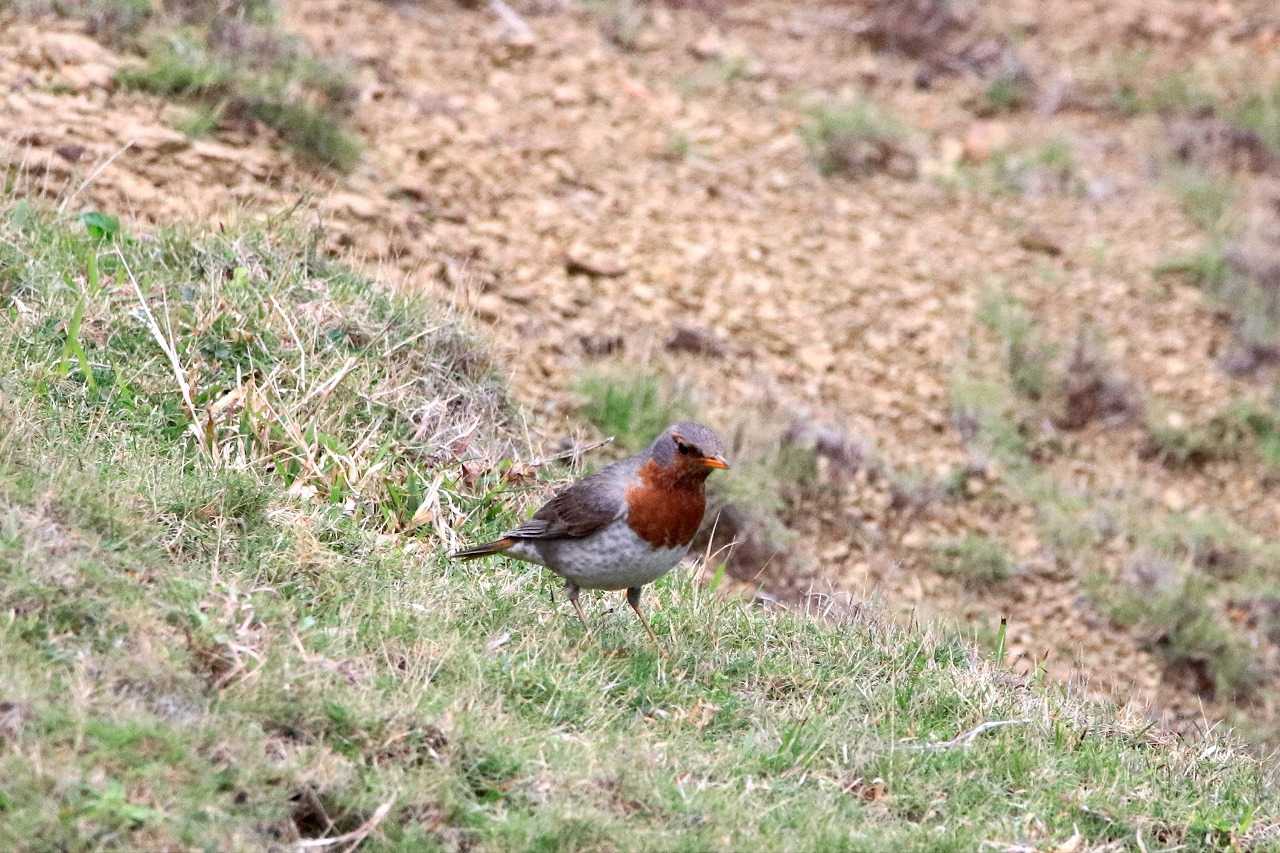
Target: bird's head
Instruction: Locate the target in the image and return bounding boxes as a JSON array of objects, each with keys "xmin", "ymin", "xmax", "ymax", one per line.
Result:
[{"xmin": 648, "ymin": 421, "xmax": 729, "ymax": 483}]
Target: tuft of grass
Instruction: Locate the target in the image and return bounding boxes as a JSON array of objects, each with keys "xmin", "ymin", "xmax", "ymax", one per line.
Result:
[
  {"xmin": 965, "ymin": 138, "xmax": 1080, "ymax": 197},
  {"xmin": 1101, "ymin": 562, "xmax": 1257, "ymax": 701},
  {"xmin": 800, "ymin": 99, "xmax": 909, "ymax": 178},
  {"xmin": 976, "ymin": 287, "xmax": 1056, "ymax": 401},
  {"xmin": 1141, "ymin": 400, "xmax": 1280, "ymax": 470},
  {"xmin": 576, "ymin": 371, "xmax": 691, "ymax": 452},
  {"xmin": 1166, "ymin": 165, "xmax": 1236, "ymax": 234},
  {"xmin": 118, "ymin": 26, "xmax": 360, "ymax": 170},
  {"xmin": 932, "ymin": 534, "xmax": 1014, "ymax": 586},
  {"xmin": 28, "ymin": 1, "xmax": 360, "ymax": 170},
  {"xmin": 949, "ymin": 375, "xmax": 1029, "ymax": 468},
  {"xmin": 2, "ymin": 204, "xmax": 1279, "ymax": 848},
  {"xmin": 1155, "ymin": 241, "xmax": 1229, "ymax": 290},
  {"xmin": 980, "ymin": 71, "xmax": 1031, "ymax": 115},
  {"xmin": 1233, "ymin": 81, "xmax": 1280, "ymax": 157},
  {"xmin": 174, "ymin": 102, "xmax": 225, "ymax": 137},
  {"xmin": 585, "ymin": 0, "xmax": 647, "ymax": 52}
]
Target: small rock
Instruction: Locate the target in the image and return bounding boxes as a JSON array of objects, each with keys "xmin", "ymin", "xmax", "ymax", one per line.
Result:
[
  {"xmin": 551, "ymin": 84, "xmax": 584, "ymax": 106},
  {"xmin": 666, "ymin": 324, "xmax": 725, "ymax": 358},
  {"xmin": 1018, "ymin": 229, "xmax": 1063, "ymax": 256},
  {"xmin": 55, "ymin": 144, "xmax": 86, "ymax": 163},
  {"xmin": 901, "ymin": 529, "xmax": 926, "ymax": 549},
  {"xmin": 1162, "ymin": 487, "xmax": 1188, "ymax": 513},
  {"xmin": 328, "ymin": 191, "xmax": 380, "ymax": 222},
  {"xmin": 962, "ymin": 121, "xmax": 1011, "ymax": 163},
  {"xmin": 580, "ymin": 334, "xmax": 624, "ymax": 357},
  {"xmin": 127, "ymin": 125, "xmax": 190, "ymax": 155},
  {"xmin": 564, "ymin": 245, "xmax": 627, "ymax": 278},
  {"xmin": 61, "ymin": 61, "xmax": 116, "ymax": 92},
  {"xmin": 474, "ymin": 292, "xmax": 506, "ymax": 321},
  {"xmin": 797, "ymin": 343, "xmax": 834, "ymax": 373},
  {"xmin": 36, "ymin": 31, "xmax": 117, "ymax": 67},
  {"xmin": 690, "ymin": 30, "xmax": 727, "ymax": 60}
]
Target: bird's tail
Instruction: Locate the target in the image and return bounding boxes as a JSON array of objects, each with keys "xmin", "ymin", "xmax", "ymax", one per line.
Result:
[{"xmin": 449, "ymin": 537, "xmax": 515, "ymax": 560}]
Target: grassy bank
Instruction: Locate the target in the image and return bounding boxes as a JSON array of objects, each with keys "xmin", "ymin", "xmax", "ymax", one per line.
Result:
[{"xmin": 1, "ymin": 205, "xmax": 1277, "ymax": 850}]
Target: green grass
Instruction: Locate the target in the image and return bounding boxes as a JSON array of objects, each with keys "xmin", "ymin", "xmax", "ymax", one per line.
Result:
[
  {"xmin": 1235, "ymin": 82, "xmax": 1280, "ymax": 156},
  {"xmin": 576, "ymin": 372, "xmax": 692, "ymax": 454},
  {"xmin": 932, "ymin": 534, "xmax": 1014, "ymax": 586},
  {"xmin": 800, "ymin": 99, "xmax": 906, "ymax": 177},
  {"xmin": 1166, "ymin": 165, "xmax": 1236, "ymax": 234},
  {"xmin": 1097, "ymin": 562, "xmax": 1257, "ymax": 701},
  {"xmin": 2, "ymin": 203, "xmax": 1280, "ymax": 849},
  {"xmin": 976, "ymin": 287, "xmax": 1056, "ymax": 401},
  {"xmin": 1142, "ymin": 400, "xmax": 1280, "ymax": 471},
  {"xmin": 26, "ymin": 1, "xmax": 360, "ymax": 170},
  {"xmin": 955, "ymin": 139, "xmax": 1080, "ymax": 197},
  {"xmin": 980, "ymin": 71, "xmax": 1031, "ymax": 115}
]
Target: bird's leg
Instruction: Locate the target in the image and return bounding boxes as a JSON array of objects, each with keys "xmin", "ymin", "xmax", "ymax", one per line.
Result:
[
  {"xmin": 626, "ymin": 586, "xmax": 667, "ymax": 657},
  {"xmin": 566, "ymin": 581, "xmax": 590, "ymax": 635}
]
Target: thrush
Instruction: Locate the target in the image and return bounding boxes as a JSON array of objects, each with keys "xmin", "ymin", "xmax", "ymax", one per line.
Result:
[{"xmin": 450, "ymin": 422, "xmax": 729, "ymax": 648}]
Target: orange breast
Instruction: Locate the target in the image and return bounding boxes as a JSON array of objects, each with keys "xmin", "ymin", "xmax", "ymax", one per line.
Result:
[{"xmin": 625, "ymin": 460, "xmax": 707, "ymax": 549}]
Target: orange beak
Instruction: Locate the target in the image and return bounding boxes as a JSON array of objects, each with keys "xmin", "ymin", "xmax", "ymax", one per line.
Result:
[{"xmin": 700, "ymin": 454, "xmax": 730, "ymax": 470}]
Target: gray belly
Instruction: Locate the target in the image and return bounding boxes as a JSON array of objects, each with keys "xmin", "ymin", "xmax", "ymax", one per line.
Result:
[{"xmin": 525, "ymin": 519, "xmax": 689, "ymax": 590}]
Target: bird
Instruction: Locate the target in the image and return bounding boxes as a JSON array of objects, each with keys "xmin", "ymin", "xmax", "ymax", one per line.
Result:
[{"xmin": 450, "ymin": 422, "xmax": 729, "ymax": 650}]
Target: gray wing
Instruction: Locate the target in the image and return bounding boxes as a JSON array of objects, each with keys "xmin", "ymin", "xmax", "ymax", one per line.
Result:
[{"xmin": 504, "ymin": 459, "xmax": 631, "ymax": 541}]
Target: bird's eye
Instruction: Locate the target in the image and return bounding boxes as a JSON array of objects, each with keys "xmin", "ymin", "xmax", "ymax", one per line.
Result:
[{"xmin": 676, "ymin": 440, "xmax": 695, "ymax": 455}]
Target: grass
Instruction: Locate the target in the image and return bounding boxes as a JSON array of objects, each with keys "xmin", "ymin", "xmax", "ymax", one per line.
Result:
[
  {"xmin": 954, "ymin": 139, "xmax": 1081, "ymax": 197},
  {"xmin": 1097, "ymin": 560, "xmax": 1257, "ymax": 701},
  {"xmin": 932, "ymin": 534, "xmax": 1014, "ymax": 586},
  {"xmin": 952, "ymin": 290, "xmax": 1280, "ymax": 709},
  {"xmin": 25, "ymin": 0, "xmax": 360, "ymax": 170},
  {"xmin": 800, "ymin": 99, "xmax": 907, "ymax": 177},
  {"xmin": 979, "ymin": 71, "xmax": 1031, "ymax": 115},
  {"xmin": 3, "ymin": 204, "xmax": 1280, "ymax": 848},
  {"xmin": 576, "ymin": 372, "xmax": 692, "ymax": 454},
  {"xmin": 1142, "ymin": 400, "xmax": 1280, "ymax": 471},
  {"xmin": 1235, "ymin": 81, "xmax": 1280, "ymax": 156},
  {"xmin": 1166, "ymin": 165, "xmax": 1236, "ymax": 234},
  {"xmin": 976, "ymin": 287, "xmax": 1055, "ymax": 401}
]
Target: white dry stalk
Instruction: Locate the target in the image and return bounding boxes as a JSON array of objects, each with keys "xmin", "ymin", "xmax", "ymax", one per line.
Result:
[
  {"xmin": 269, "ymin": 294, "xmax": 308, "ymax": 388},
  {"xmin": 907, "ymin": 719, "xmax": 1031, "ymax": 751},
  {"xmin": 298, "ymin": 356, "xmax": 358, "ymax": 412},
  {"xmin": 58, "ymin": 140, "xmax": 135, "ymax": 215},
  {"xmin": 118, "ymin": 249, "xmax": 213, "ymax": 460},
  {"xmin": 295, "ymin": 797, "xmax": 394, "ymax": 851},
  {"xmin": 488, "ymin": 0, "xmax": 534, "ymax": 41}
]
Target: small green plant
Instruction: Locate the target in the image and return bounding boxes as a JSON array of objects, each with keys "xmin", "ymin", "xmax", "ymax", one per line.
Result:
[
  {"xmin": 981, "ymin": 72, "xmax": 1030, "ymax": 115},
  {"xmin": 118, "ymin": 27, "xmax": 360, "ymax": 170},
  {"xmin": 664, "ymin": 130, "xmax": 693, "ymax": 161},
  {"xmin": 800, "ymin": 100, "xmax": 906, "ymax": 177},
  {"xmin": 1104, "ymin": 566, "xmax": 1256, "ymax": 700},
  {"xmin": 116, "ymin": 32, "xmax": 232, "ymax": 98},
  {"xmin": 977, "ymin": 288, "xmax": 1055, "ymax": 401},
  {"xmin": 1146, "ymin": 71, "xmax": 1217, "ymax": 115},
  {"xmin": 978, "ymin": 138, "xmax": 1079, "ymax": 196},
  {"xmin": 174, "ymin": 102, "xmax": 224, "ymax": 137},
  {"xmin": 586, "ymin": 0, "xmax": 646, "ymax": 51},
  {"xmin": 1166, "ymin": 165, "xmax": 1236, "ymax": 234},
  {"xmin": 26, "ymin": 0, "xmax": 361, "ymax": 170},
  {"xmin": 949, "ymin": 375, "xmax": 1029, "ymax": 467},
  {"xmin": 577, "ymin": 373, "xmax": 690, "ymax": 451},
  {"xmin": 1234, "ymin": 81, "xmax": 1280, "ymax": 156},
  {"xmin": 933, "ymin": 534, "xmax": 1014, "ymax": 585},
  {"xmin": 1099, "ymin": 51, "xmax": 1217, "ymax": 117},
  {"xmin": 1155, "ymin": 242, "xmax": 1229, "ymax": 289},
  {"xmin": 1142, "ymin": 417, "xmax": 1231, "ymax": 469},
  {"xmin": 1142, "ymin": 401, "xmax": 1280, "ymax": 469}
]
